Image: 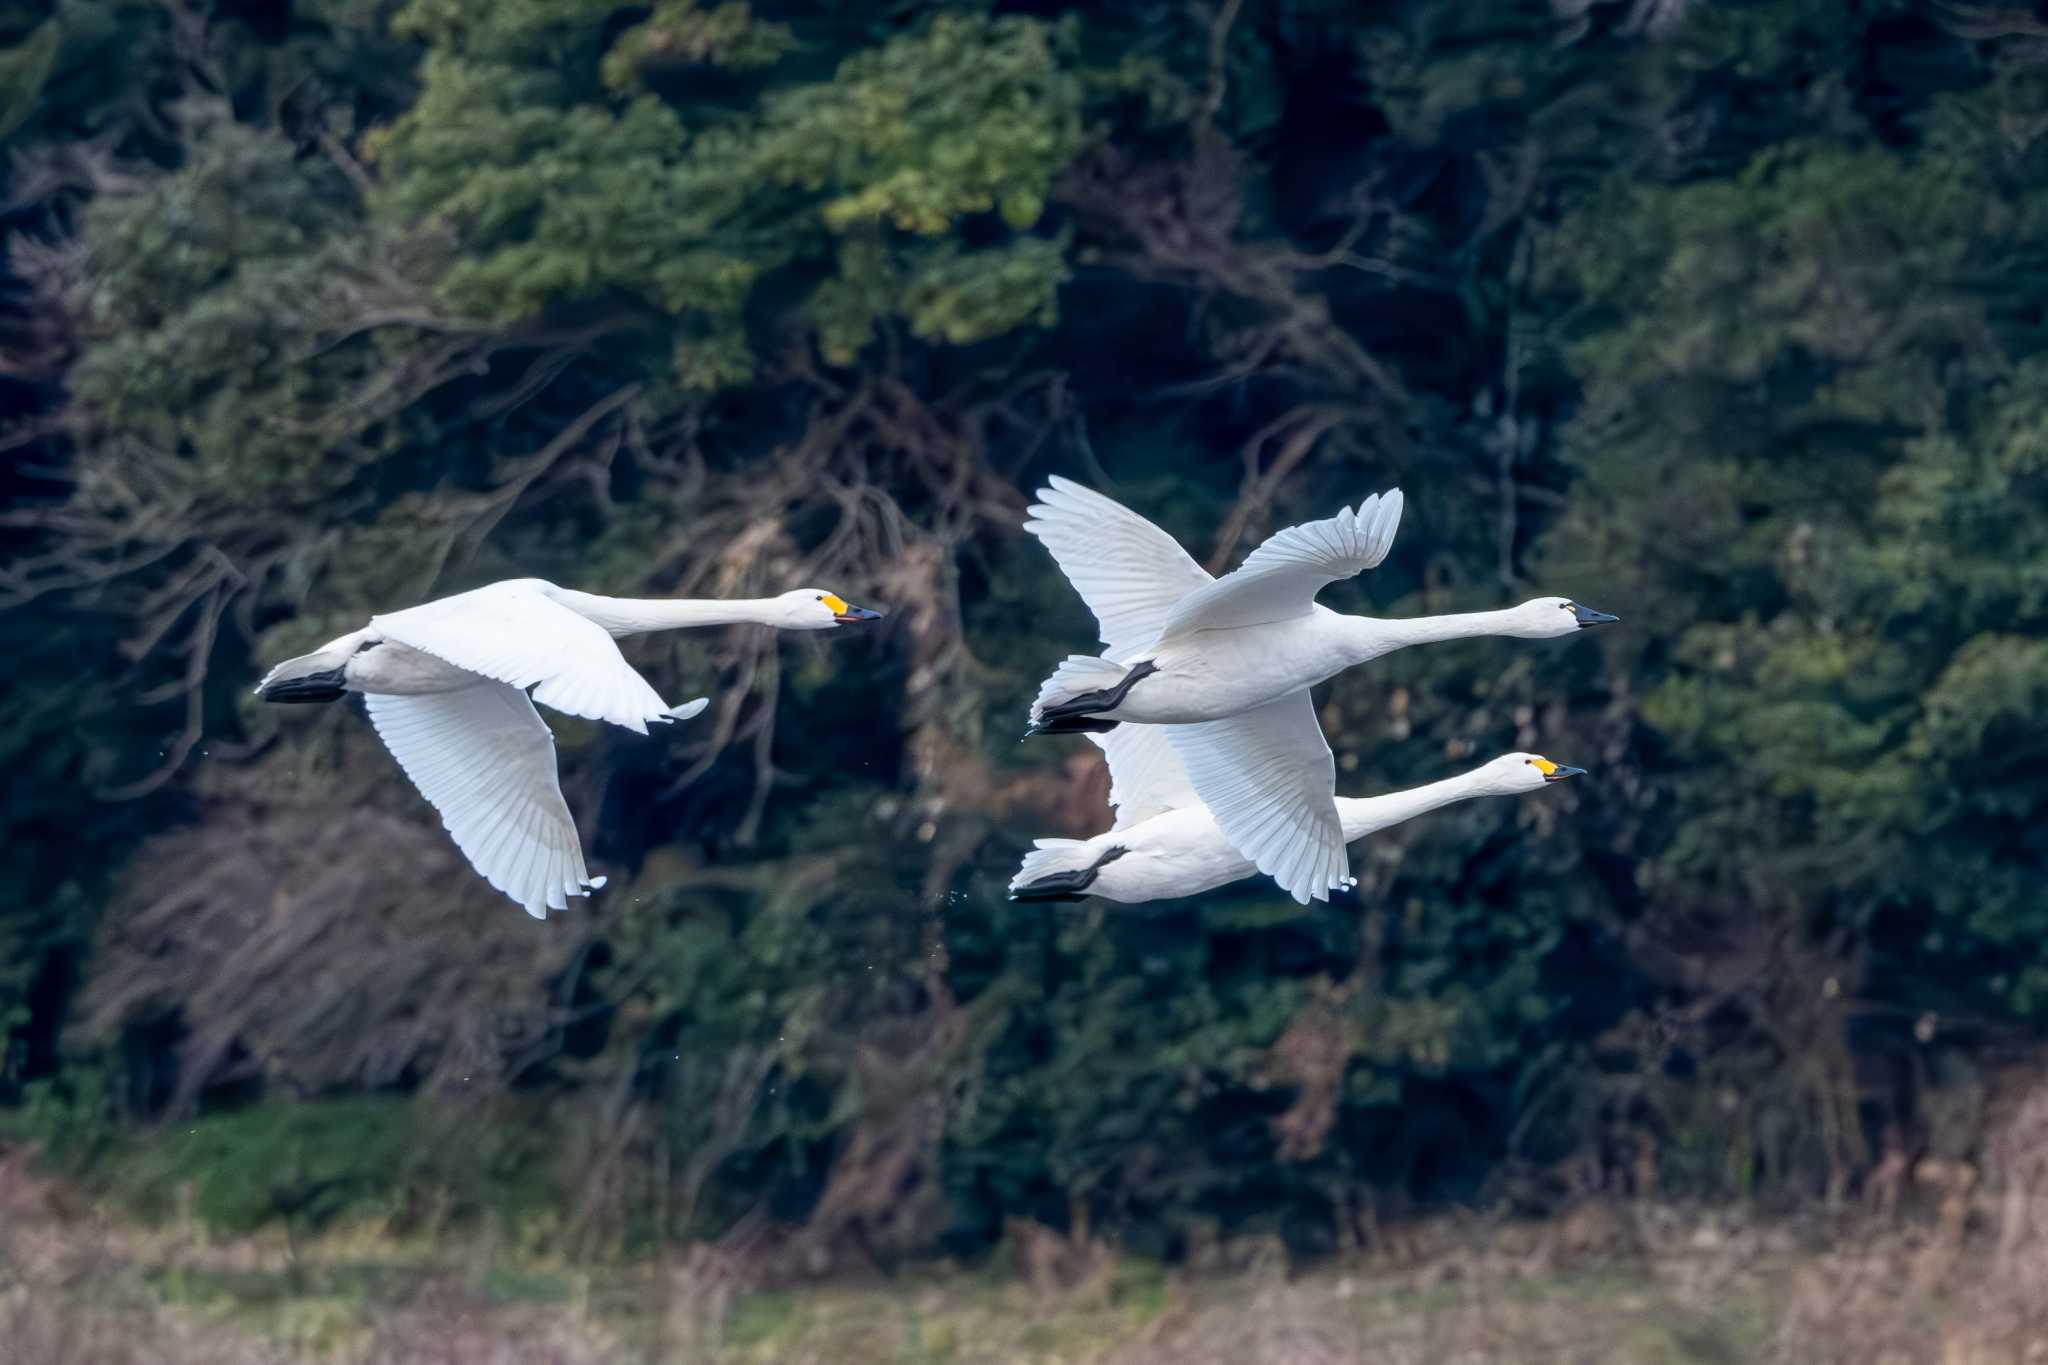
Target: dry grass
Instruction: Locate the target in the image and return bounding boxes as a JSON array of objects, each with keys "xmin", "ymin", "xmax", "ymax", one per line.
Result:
[{"xmin": 15, "ymin": 1129, "xmax": 2048, "ymax": 1365}]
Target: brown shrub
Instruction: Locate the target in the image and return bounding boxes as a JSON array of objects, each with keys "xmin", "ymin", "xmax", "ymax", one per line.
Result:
[{"xmin": 79, "ymin": 797, "xmax": 584, "ymax": 1110}]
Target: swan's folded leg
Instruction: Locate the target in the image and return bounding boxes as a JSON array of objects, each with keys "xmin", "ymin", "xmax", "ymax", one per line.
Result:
[
  {"xmin": 1165, "ymin": 689, "xmax": 1350, "ymax": 904},
  {"xmin": 255, "ymin": 629, "xmax": 371, "ymax": 704},
  {"xmin": 1027, "ymin": 657, "xmax": 1158, "ymax": 736},
  {"xmin": 1008, "ymin": 840, "xmax": 1129, "ymax": 902},
  {"xmin": 257, "ymin": 666, "xmax": 350, "ymax": 704},
  {"xmin": 363, "ymin": 682, "xmax": 604, "ymax": 919}
]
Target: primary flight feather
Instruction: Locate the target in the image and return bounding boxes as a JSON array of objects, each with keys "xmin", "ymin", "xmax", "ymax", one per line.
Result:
[
  {"xmin": 1021, "ymin": 478, "xmax": 1614, "ymax": 903},
  {"xmin": 254, "ymin": 579, "xmax": 882, "ymax": 919},
  {"xmin": 1008, "ymin": 725, "xmax": 1587, "ymax": 905}
]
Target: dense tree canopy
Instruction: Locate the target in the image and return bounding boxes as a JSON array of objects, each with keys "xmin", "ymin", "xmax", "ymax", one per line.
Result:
[{"xmin": 6, "ymin": 0, "xmax": 2048, "ymax": 1261}]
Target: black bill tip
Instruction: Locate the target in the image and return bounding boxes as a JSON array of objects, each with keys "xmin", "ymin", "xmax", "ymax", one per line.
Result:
[
  {"xmin": 834, "ymin": 604, "xmax": 884, "ymax": 624},
  {"xmin": 1544, "ymin": 765, "xmax": 1588, "ymax": 782},
  {"xmin": 1571, "ymin": 603, "xmax": 1619, "ymax": 627}
]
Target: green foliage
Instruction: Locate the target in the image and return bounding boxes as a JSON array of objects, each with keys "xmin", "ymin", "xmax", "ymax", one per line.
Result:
[
  {"xmin": 0, "ymin": 603, "xmax": 170, "ymax": 1100},
  {"xmin": 88, "ymin": 1097, "xmax": 558, "ymax": 1236},
  {"xmin": 16, "ymin": 0, "xmax": 2048, "ymax": 1257},
  {"xmin": 98, "ymin": 1098, "xmax": 415, "ymax": 1232},
  {"xmin": 368, "ymin": 8, "xmax": 1093, "ymax": 384},
  {"xmin": 1547, "ymin": 86, "xmax": 2048, "ymax": 1026},
  {"xmin": 601, "ymin": 2, "xmax": 795, "ymax": 91},
  {"xmin": 4, "ymin": 1064, "xmax": 120, "ymax": 1165},
  {"xmin": 67, "ymin": 108, "xmax": 387, "ymax": 499},
  {"xmin": 0, "ymin": 17, "xmax": 59, "ymax": 140}
]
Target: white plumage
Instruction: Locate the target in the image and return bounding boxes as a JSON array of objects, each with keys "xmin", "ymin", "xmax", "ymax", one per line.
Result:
[
  {"xmin": 364, "ymin": 684, "xmax": 607, "ymax": 917},
  {"xmin": 1009, "ymin": 732, "xmax": 1586, "ymax": 906},
  {"xmin": 255, "ymin": 579, "xmax": 880, "ymax": 919},
  {"xmin": 1165, "ymin": 690, "xmax": 1351, "ymax": 901},
  {"xmin": 1021, "ymin": 477, "xmax": 1212, "ymax": 656},
  {"xmin": 1156, "ymin": 490, "xmax": 1405, "ymax": 637},
  {"xmin": 371, "ymin": 581, "xmax": 679, "ymax": 733},
  {"xmin": 1022, "ymin": 480, "xmax": 1614, "ymax": 903},
  {"xmin": 1098, "ymin": 722, "xmax": 1197, "ymax": 831}
]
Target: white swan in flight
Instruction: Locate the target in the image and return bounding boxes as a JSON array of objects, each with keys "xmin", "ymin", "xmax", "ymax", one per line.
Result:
[
  {"xmin": 1021, "ymin": 477, "xmax": 1614, "ymax": 904},
  {"xmin": 253, "ymin": 579, "xmax": 883, "ymax": 919},
  {"xmin": 1008, "ymin": 725, "xmax": 1585, "ymax": 904}
]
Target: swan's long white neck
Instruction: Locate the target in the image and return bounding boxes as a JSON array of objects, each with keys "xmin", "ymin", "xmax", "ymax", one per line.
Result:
[
  {"xmin": 1336, "ymin": 607, "xmax": 1532, "ymax": 664},
  {"xmin": 547, "ymin": 588, "xmax": 785, "ymax": 636},
  {"xmin": 1336, "ymin": 768, "xmax": 1497, "ymax": 842}
]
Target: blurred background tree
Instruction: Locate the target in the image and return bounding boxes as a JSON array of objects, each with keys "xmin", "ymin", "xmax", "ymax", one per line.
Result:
[{"xmin": 5, "ymin": 0, "xmax": 2048, "ymax": 1267}]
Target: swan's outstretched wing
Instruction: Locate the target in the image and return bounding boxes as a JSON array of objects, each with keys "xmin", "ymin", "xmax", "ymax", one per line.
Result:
[
  {"xmin": 1088, "ymin": 726, "xmax": 1199, "ymax": 830},
  {"xmin": 1157, "ymin": 490, "xmax": 1404, "ymax": 639},
  {"xmin": 364, "ymin": 683, "xmax": 604, "ymax": 919},
  {"xmin": 1166, "ymin": 690, "xmax": 1350, "ymax": 904},
  {"xmin": 1023, "ymin": 477, "xmax": 1213, "ymax": 657},
  {"xmin": 372, "ymin": 579, "xmax": 675, "ymax": 733}
]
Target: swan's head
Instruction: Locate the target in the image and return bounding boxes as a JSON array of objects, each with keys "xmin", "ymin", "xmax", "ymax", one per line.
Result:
[
  {"xmin": 774, "ymin": 588, "xmax": 885, "ymax": 630},
  {"xmin": 1481, "ymin": 752, "xmax": 1589, "ymax": 794},
  {"xmin": 1504, "ymin": 596, "xmax": 1619, "ymax": 639}
]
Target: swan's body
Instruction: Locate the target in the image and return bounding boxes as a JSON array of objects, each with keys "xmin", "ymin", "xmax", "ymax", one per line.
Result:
[
  {"xmin": 1021, "ymin": 479, "xmax": 1613, "ymax": 904},
  {"xmin": 1008, "ymin": 727, "xmax": 1584, "ymax": 904},
  {"xmin": 254, "ymin": 578, "xmax": 881, "ymax": 919},
  {"xmin": 1035, "ymin": 605, "xmax": 1597, "ymax": 726}
]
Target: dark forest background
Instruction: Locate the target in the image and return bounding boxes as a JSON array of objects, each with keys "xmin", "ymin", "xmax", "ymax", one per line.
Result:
[{"xmin": 5, "ymin": 0, "xmax": 2048, "ymax": 1272}]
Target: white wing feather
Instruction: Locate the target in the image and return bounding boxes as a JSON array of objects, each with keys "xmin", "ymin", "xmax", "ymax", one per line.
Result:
[
  {"xmin": 1023, "ymin": 476, "xmax": 1213, "ymax": 658},
  {"xmin": 1158, "ymin": 489, "xmax": 1404, "ymax": 639},
  {"xmin": 364, "ymin": 683, "xmax": 603, "ymax": 920},
  {"xmin": 371, "ymin": 580, "xmax": 674, "ymax": 733},
  {"xmin": 1165, "ymin": 690, "xmax": 1350, "ymax": 904},
  {"xmin": 1087, "ymin": 726, "xmax": 1199, "ymax": 830}
]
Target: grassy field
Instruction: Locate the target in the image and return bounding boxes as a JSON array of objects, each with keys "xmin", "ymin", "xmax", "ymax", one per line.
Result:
[{"xmin": 6, "ymin": 1148, "xmax": 2046, "ymax": 1365}]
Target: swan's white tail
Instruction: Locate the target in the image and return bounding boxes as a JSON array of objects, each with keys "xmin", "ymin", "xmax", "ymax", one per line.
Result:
[
  {"xmin": 1009, "ymin": 838, "xmax": 1101, "ymax": 891},
  {"xmin": 1030, "ymin": 654, "xmax": 1132, "ymax": 721}
]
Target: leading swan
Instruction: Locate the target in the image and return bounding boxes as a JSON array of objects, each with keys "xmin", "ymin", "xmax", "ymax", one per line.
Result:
[
  {"xmin": 254, "ymin": 579, "xmax": 883, "ymax": 919},
  {"xmin": 1009, "ymin": 725, "xmax": 1585, "ymax": 904},
  {"xmin": 1021, "ymin": 478, "xmax": 1613, "ymax": 904}
]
